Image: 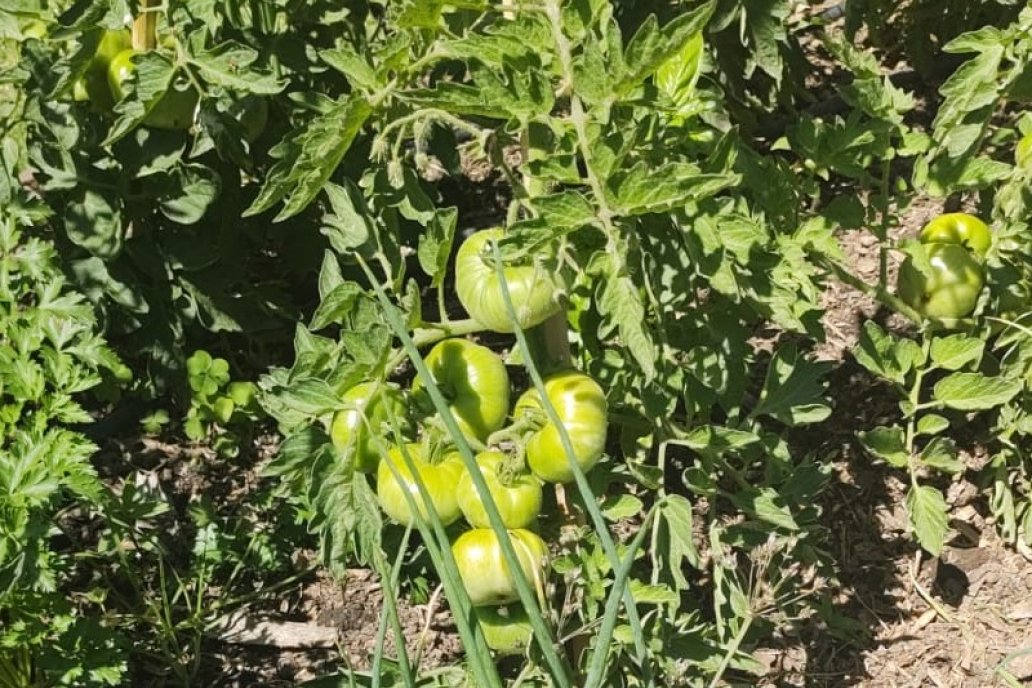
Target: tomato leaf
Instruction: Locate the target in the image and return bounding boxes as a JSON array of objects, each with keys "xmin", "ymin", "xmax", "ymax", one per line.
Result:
[
  {"xmin": 853, "ymin": 320, "xmax": 923, "ymax": 385},
  {"xmin": 933, "ymin": 372, "xmax": 1021, "ymax": 411},
  {"xmin": 915, "ymin": 414, "xmax": 951, "ymax": 437},
  {"xmin": 655, "ymin": 495, "xmax": 700, "ymax": 589},
  {"xmin": 190, "ymin": 41, "xmax": 285, "ymax": 94},
  {"xmin": 927, "ymin": 335, "xmax": 982, "ymax": 372},
  {"xmin": 919, "ymin": 436, "xmax": 964, "ymax": 474},
  {"xmin": 321, "ymin": 46, "xmax": 380, "ymax": 91},
  {"xmin": 609, "ymin": 161, "xmax": 740, "ymax": 216},
  {"xmin": 906, "ymin": 484, "xmax": 949, "ymax": 556},
  {"xmin": 858, "ymin": 425, "xmax": 909, "ymax": 468},
  {"xmin": 245, "ymin": 95, "xmax": 372, "ymax": 220},
  {"xmin": 417, "ymin": 207, "xmax": 457, "ymax": 287},
  {"xmin": 750, "ymin": 345, "xmax": 832, "ymax": 426}
]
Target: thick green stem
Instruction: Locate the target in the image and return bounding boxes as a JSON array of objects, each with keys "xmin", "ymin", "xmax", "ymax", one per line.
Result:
[{"xmin": 523, "ymin": 312, "xmax": 572, "ymax": 377}]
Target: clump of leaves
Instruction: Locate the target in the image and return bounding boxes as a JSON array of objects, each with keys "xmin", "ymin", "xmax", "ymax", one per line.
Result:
[{"xmin": 184, "ymin": 349, "xmax": 263, "ymax": 457}]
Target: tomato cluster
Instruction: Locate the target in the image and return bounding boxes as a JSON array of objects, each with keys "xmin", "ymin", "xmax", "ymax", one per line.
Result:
[
  {"xmin": 897, "ymin": 213, "xmax": 991, "ymax": 320},
  {"xmin": 71, "ymin": 28, "xmax": 198, "ymax": 129},
  {"xmin": 326, "ymin": 282, "xmax": 606, "ymax": 653}
]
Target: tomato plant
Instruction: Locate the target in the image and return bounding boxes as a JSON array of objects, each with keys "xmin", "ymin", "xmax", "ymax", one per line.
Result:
[
  {"xmin": 377, "ymin": 444, "xmax": 465, "ymax": 527},
  {"xmin": 514, "ymin": 370, "xmax": 608, "ymax": 484},
  {"xmin": 412, "ymin": 338, "xmax": 510, "ymax": 442},
  {"xmin": 456, "ymin": 451, "xmax": 543, "ymax": 530},
  {"xmin": 455, "ymin": 228, "xmax": 564, "ymax": 333},
  {"xmin": 330, "ymin": 382, "xmax": 407, "ymax": 473},
  {"xmin": 452, "ymin": 529, "xmax": 549, "ymax": 607}
]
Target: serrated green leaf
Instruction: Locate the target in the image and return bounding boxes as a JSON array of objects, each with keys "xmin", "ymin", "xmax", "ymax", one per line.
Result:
[
  {"xmin": 930, "ymin": 334, "xmax": 984, "ymax": 371},
  {"xmin": 657, "ymin": 494, "xmax": 699, "ymax": 588},
  {"xmin": 417, "ymin": 207, "xmax": 457, "ymax": 287},
  {"xmin": 159, "ymin": 164, "xmax": 220, "ymax": 225},
  {"xmin": 678, "ymin": 425, "xmax": 760, "ymax": 455},
  {"xmin": 601, "ymin": 494, "xmax": 644, "ymax": 521},
  {"xmin": 906, "ymin": 484, "xmax": 949, "ymax": 555},
  {"xmin": 320, "ymin": 46, "xmax": 379, "ymax": 91},
  {"xmin": 64, "ymin": 189, "xmax": 122, "ymax": 259},
  {"xmin": 617, "ymin": 1, "xmax": 715, "ymax": 95},
  {"xmin": 321, "ymin": 180, "xmax": 374, "ymax": 253},
  {"xmin": 933, "ymin": 372, "xmax": 1021, "ymax": 411},
  {"xmin": 610, "ymin": 162, "xmax": 740, "ymax": 215},
  {"xmin": 597, "ymin": 266, "xmax": 656, "ymax": 380},
  {"xmin": 916, "ymin": 414, "xmax": 950, "ymax": 437},
  {"xmin": 919, "ymin": 436, "xmax": 964, "ymax": 474},
  {"xmin": 853, "ymin": 320, "xmax": 922, "ymax": 385},
  {"xmin": 245, "ymin": 96, "xmax": 371, "ymax": 220},
  {"xmin": 859, "ymin": 425, "xmax": 909, "ymax": 468},
  {"xmin": 530, "ymin": 191, "xmax": 596, "ymax": 230},
  {"xmin": 310, "ymin": 283, "xmax": 365, "ymax": 331},
  {"xmin": 730, "ymin": 487, "xmax": 799, "ymax": 531},
  {"xmin": 190, "ymin": 41, "xmax": 285, "ymax": 94},
  {"xmin": 750, "ymin": 345, "xmax": 831, "ymax": 426}
]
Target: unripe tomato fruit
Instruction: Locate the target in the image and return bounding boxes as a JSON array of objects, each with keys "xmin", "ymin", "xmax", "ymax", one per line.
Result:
[
  {"xmin": 897, "ymin": 243, "xmax": 985, "ymax": 319},
  {"xmin": 82, "ymin": 29, "xmax": 131, "ymax": 111},
  {"xmin": 918, "ymin": 213, "xmax": 991, "ymax": 258},
  {"xmin": 456, "ymin": 451, "xmax": 542, "ymax": 530},
  {"xmin": 455, "ymin": 228, "xmax": 563, "ymax": 333},
  {"xmin": 377, "ymin": 444, "xmax": 465, "ymax": 526},
  {"xmin": 475, "ymin": 604, "xmax": 533, "ymax": 655},
  {"xmin": 107, "ymin": 49, "xmax": 198, "ymax": 130},
  {"xmin": 330, "ymin": 382, "xmax": 406, "ymax": 473},
  {"xmin": 452, "ymin": 528, "xmax": 548, "ymax": 607},
  {"xmin": 514, "ymin": 370, "xmax": 608, "ymax": 484},
  {"xmin": 412, "ymin": 339, "xmax": 510, "ymax": 442}
]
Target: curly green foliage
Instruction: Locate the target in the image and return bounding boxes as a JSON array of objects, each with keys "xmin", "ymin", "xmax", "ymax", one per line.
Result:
[{"xmin": 0, "ymin": 202, "xmax": 130, "ymax": 685}]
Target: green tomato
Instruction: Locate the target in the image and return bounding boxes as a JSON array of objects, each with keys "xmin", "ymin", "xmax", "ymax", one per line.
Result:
[
  {"xmin": 474, "ymin": 604, "xmax": 533, "ymax": 656},
  {"xmin": 456, "ymin": 451, "xmax": 542, "ymax": 530},
  {"xmin": 330, "ymin": 382, "xmax": 406, "ymax": 473},
  {"xmin": 107, "ymin": 49, "xmax": 198, "ymax": 130},
  {"xmin": 514, "ymin": 370, "xmax": 607, "ymax": 484},
  {"xmin": 452, "ymin": 528, "xmax": 548, "ymax": 607},
  {"xmin": 412, "ymin": 338, "xmax": 510, "ymax": 442},
  {"xmin": 897, "ymin": 243, "xmax": 985, "ymax": 320},
  {"xmin": 455, "ymin": 228, "xmax": 563, "ymax": 333},
  {"xmin": 1016, "ymin": 133, "xmax": 1032, "ymax": 169},
  {"xmin": 82, "ymin": 28, "xmax": 131, "ymax": 110},
  {"xmin": 918, "ymin": 213, "xmax": 991, "ymax": 257},
  {"xmin": 377, "ymin": 444, "xmax": 465, "ymax": 526}
]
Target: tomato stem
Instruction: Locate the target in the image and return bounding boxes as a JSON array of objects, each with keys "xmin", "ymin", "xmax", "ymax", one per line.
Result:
[
  {"xmin": 132, "ymin": 0, "xmax": 158, "ymax": 51},
  {"xmin": 523, "ymin": 312, "xmax": 572, "ymax": 377}
]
